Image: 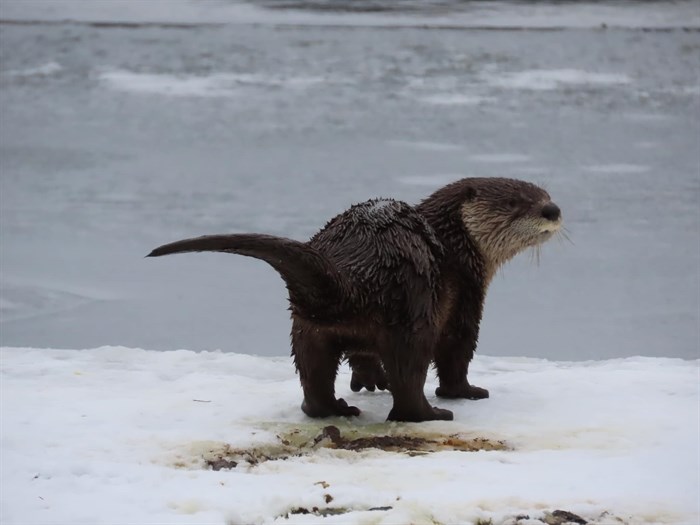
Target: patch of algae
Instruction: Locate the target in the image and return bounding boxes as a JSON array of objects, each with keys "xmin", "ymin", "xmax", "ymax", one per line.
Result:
[{"xmin": 186, "ymin": 423, "xmax": 509, "ymax": 470}]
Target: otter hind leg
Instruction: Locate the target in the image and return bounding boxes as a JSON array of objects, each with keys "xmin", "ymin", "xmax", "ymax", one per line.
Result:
[
  {"xmin": 381, "ymin": 331, "xmax": 453, "ymax": 422},
  {"xmin": 348, "ymin": 354, "xmax": 388, "ymax": 393},
  {"xmin": 292, "ymin": 320, "xmax": 360, "ymax": 418}
]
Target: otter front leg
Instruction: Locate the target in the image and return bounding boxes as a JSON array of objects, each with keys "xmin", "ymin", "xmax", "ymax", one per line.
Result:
[
  {"xmin": 292, "ymin": 321, "xmax": 360, "ymax": 418},
  {"xmin": 434, "ymin": 334, "xmax": 489, "ymax": 400},
  {"xmin": 348, "ymin": 354, "xmax": 388, "ymax": 392}
]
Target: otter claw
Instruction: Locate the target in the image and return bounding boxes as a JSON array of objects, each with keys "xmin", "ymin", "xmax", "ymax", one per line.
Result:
[
  {"xmin": 431, "ymin": 406, "xmax": 454, "ymax": 420},
  {"xmin": 350, "ymin": 368, "xmax": 388, "ymax": 393},
  {"xmin": 302, "ymin": 398, "xmax": 360, "ymax": 418},
  {"xmin": 435, "ymin": 383, "xmax": 489, "ymax": 400},
  {"xmin": 386, "ymin": 405, "xmax": 453, "ymax": 422},
  {"xmin": 335, "ymin": 398, "xmax": 361, "ymax": 416}
]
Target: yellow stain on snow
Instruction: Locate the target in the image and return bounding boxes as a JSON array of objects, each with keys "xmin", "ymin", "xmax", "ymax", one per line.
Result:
[{"xmin": 168, "ymin": 499, "xmax": 202, "ymax": 514}]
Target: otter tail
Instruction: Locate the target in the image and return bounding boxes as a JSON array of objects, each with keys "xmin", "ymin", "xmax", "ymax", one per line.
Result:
[{"xmin": 147, "ymin": 234, "xmax": 346, "ymax": 317}]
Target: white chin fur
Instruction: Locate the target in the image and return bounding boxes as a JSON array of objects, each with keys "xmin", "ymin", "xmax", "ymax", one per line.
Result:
[{"xmin": 538, "ymin": 219, "xmax": 562, "ymax": 234}]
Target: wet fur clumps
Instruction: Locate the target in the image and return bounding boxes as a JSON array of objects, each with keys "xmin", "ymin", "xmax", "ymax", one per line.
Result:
[{"xmin": 148, "ymin": 177, "xmax": 562, "ymax": 422}]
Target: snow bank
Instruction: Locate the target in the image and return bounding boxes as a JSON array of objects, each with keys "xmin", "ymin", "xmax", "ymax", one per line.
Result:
[
  {"xmin": 99, "ymin": 70, "xmax": 325, "ymax": 98},
  {"xmin": 419, "ymin": 94, "xmax": 493, "ymax": 106},
  {"xmin": 2, "ymin": 347, "xmax": 698, "ymax": 524},
  {"xmin": 483, "ymin": 69, "xmax": 632, "ymax": 91},
  {"xmin": 0, "ymin": 61, "xmax": 62, "ymax": 78},
  {"xmin": 1, "ymin": 0, "xmax": 698, "ymax": 29}
]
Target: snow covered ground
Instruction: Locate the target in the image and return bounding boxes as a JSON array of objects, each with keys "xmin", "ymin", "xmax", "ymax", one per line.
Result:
[{"xmin": 1, "ymin": 346, "xmax": 698, "ymax": 524}]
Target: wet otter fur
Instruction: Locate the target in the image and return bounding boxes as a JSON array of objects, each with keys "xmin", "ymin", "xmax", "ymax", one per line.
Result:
[{"xmin": 148, "ymin": 177, "xmax": 562, "ymax": 422}]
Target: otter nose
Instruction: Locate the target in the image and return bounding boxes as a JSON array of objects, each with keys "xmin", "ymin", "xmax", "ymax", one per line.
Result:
[{"xmin": 541, "ymin": 203, "xmax": 561, "ymax": 222}]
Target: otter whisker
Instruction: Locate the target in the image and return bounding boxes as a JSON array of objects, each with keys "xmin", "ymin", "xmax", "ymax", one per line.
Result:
[
  {"xmin": 558, "ymin": 226, "xmax": 573, "ymax": 245},
  {"xmin": 529, "ymin": 244, "xmax": 542, "ymax": 266}
]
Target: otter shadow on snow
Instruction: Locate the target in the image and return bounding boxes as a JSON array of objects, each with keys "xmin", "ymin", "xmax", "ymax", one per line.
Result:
[{"xmin": 172, "ymin": 424, "xmax": 509, "ymax": 471}]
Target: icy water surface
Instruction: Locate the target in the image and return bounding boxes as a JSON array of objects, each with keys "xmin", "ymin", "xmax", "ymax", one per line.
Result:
[{"xmin": 0, "ymin": 2, "xmax": 698, "ymax": 359}]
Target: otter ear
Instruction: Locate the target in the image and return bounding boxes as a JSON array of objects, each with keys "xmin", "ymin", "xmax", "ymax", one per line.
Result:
[{"xmin": 464, "ymin": 187, "xmax": 478, "ymax": 201}]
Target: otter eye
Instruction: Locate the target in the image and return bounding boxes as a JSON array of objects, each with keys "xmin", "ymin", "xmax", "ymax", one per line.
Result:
[{"xmin": 506, "ymin": 199, "xmax": 518, "ymax": 210}]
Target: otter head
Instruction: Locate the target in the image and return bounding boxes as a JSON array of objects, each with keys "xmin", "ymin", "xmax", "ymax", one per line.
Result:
[{"xmin": 459, "ymin": 178, "xmax": 562, "ymax": 281}]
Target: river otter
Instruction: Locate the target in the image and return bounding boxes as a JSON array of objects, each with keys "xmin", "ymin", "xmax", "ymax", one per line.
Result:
[{"xmin": 148, "ymin": 177, "xmax": 562, "ymax": 422}]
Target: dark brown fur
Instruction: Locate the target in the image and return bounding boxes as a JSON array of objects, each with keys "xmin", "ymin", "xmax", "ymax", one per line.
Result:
[{"xmin": 147, "ymin": 178, "xmax": 562, "ymax": 422}]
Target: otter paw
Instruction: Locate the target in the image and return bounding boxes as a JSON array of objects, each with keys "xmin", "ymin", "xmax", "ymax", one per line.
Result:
[
  {"xmin": 335, "ymin": 398, "xmax": 361, "ymax": 417},
  {"xmin": 430, "ymin": 406, "xmax": 454, "ymax": 420},
  {"xmin": 435, "ymin": 383, "xmax": 489, "ymax": 400},
  {"xmin": 350, "ymin": 367, "xmax": 388, "ymax": 393},
  {"xmin": 386, "ymin": 405, "xmax": 454, "ymax": 422},
  {"xmin": 302, "ymin": 397, "xmax": 361, "ymax": 418}
]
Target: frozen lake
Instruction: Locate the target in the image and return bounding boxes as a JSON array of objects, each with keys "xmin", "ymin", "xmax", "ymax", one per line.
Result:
[{"xmin": 1, "ymin": 1, "xmax": 698, "ymax": 360}]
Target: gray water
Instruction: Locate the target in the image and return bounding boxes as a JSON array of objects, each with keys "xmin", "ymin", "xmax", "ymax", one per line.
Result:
[{"xmin": 1, "ymin": 3, "xmax": 698, "ymax": 360}]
